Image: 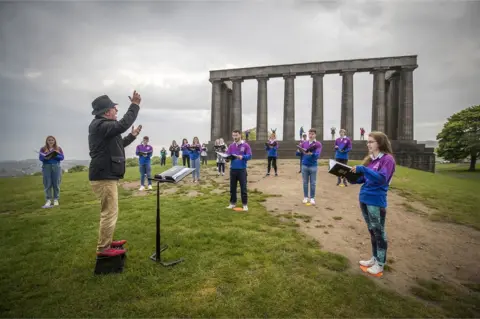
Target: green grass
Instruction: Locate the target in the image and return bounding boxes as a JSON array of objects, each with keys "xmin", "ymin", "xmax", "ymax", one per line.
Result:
[
  {"xmin": 0, "ymin": 163, "xmax": 462, "ymax": 318},
  {"xmin": 346, "ymin": 160, "xmax": 480, "ymax": 230}
]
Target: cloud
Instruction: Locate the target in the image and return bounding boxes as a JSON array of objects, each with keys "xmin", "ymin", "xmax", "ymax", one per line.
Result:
[{"xmin": 0, "ymin": 0, "xmax": 479, "ymax": 161}]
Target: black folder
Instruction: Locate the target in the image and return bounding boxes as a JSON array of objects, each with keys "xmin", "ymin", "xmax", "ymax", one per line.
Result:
[{"xmin": 328, "ymin": 159, "xmax": 363, "ymax": 183}]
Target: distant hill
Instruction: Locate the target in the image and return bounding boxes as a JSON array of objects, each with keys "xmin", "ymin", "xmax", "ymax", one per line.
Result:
[
  {"xmin": 418, "ymin": 140, "xmax": 439, "ymax": 148},
  {"xmin": 0, "ymin": 159, "xmax": 91, "ymax": 177}
]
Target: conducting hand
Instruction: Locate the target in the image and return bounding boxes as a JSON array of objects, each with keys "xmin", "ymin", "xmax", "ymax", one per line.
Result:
[
  {"xmin": 128, "ymin": 90, "xmax": 142, "ymax": 105},
  {"xmin": 131, "ymin": 124, "xmax": 142, "ymax": 136},
  {"xmin": 351, "ymin": 165, "xmax": 357, "ymax": 173}
]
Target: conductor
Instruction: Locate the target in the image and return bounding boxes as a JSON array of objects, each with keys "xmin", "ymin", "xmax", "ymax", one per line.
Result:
[{"xmin": 88, "ymin": 91, "xmax": 142, "ymax": 257}]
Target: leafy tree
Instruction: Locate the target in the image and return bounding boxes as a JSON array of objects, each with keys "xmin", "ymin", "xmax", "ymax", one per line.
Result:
[{"xmin": 436, "ymin": 105, "xmax": 480, "ymax": 171}]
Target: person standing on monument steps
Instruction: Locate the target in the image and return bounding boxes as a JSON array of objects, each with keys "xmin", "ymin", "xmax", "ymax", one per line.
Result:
[
  {"xmin": 226, "ymin": 129, "xmax": 252, "ymax": 211},
  {"xmin": 88, "ymin": 91, "xmax": 142, "ymax": 257},
  {"xmin": 349, "ymin": 131, "xmax": 396, "ymax": 276},
  {"xmin": 334, "ymin": 128, "xmax": 352, "ymax": 187}
]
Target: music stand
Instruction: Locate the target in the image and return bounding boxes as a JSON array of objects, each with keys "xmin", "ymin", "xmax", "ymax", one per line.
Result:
[{"xmin": 148, "ymin": 166, "xmax": 195, "ymax": 267}]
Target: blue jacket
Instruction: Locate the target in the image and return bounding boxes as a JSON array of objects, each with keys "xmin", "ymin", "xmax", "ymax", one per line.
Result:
[
  {"xmin": 189, "ymin": 144, "xmax": 201, "ymax": 160},
  {"xmin": 136, "ymin": 144, "xmax": 153, "ymax": 165},
  {"xmin": 296, "ymin": 140, "xmax": 322, "ymax": 167},
  {"xmin": 265, "ymin": 140, "xmax": 278, "ymax": 157},
  {"xmin": 349, "ymin": 153, "xmax": 396, "ymax": 208},
  {"xmin": 39, "ymin": 147, "xmax": 65, "ymax": 165},
  {"xmin": 226, "ymin": 140, "xmax": 252, "ymax": 169},
  {"xmin": 181, "ymin": 144, "xmax": 190, "ymax": 157},
  {"xmin": 334, "ymin": 137, "xmax": 352, "ymax": 160}
]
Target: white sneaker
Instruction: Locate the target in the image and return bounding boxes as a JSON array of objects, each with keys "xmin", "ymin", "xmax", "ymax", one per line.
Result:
[
  {"xmin": 148, "ymin": 185, "xmax": 152, "ymax": 190},
  {"xmin": 139, "ymin": 186, "xmax": 145, "ymax": 191},
  {"xmin": 42, "ymin": 200, "xmax": 52, "ymax": 208},
  {"xmin": 359, "ymin": 257, "xmax": 376, "ymax": 267},
  {"xmin": 302, "ymin": 197, "xmax": 309, "ymax": 204},
  {"xmin": 310, "ymin": 198, "xmax": 316, "ymax": 205},
  {"xmin": 367, "ymin": 261, "xmax": 384, "ymax": 275},
  {"xmin": 53, "ymin": 200, "xmax": 59, "ymax": 206},
  {"xmin": 243, "ymin": 205, "xmax": 248, "ymax": 211},
  {"xmin": 226, "ymin": 204, "xmax": 235, "ymax": 209}
]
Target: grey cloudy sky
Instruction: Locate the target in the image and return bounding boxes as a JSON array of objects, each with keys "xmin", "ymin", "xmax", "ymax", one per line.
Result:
[{"xmin": 0, "ymin": 0, "xmax": 479, "ymax": 161}]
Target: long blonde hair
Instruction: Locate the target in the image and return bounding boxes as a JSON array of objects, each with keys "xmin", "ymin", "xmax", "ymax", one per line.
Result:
[
  {"xmin": 362, "ymin": 131, "xmax": 394, "ymax": 166},
  {"xmin": 42, "ymin": 135, "xmax": 60, "ymax": 153}
]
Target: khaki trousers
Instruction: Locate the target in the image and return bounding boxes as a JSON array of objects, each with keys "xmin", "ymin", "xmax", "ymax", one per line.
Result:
[{"xmin": 90, "ymin": 180, "xmax": 119, "ymax": 251}]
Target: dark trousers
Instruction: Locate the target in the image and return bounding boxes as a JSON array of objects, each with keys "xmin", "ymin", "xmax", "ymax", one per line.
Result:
[
  {"xmin": 360, "ymin": 203, "xmax": 388, "ymax": 266},
  {"xmin": 267, "ymin": 156, "xmax": 277, "ymax": 173},
  {"xmin": 230, "ymin": 168, "xmax": 247, "ymax": 205},
  {"xmin": 182, "ymin": 155, "xmax": 190, "ymax": 168},
  {"xmin": 217, "ymin": 162, "xmax": 225, "ymax": 173},
  {"xmin": 201, "ymin": 156, "xmax": 208, "ymax": 165},
  {"xmin": 335, "ymin": 158, "xmax": 348, "ymax": 184},
  {"xmin": 160, "ymin": 156, "xmax": 166, "ymax": 166}
]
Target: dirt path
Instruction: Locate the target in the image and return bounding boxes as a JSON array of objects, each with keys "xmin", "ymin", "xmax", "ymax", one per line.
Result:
[
  {"xmin": 237, "ymin": 159, "xmax": 480, "ymax": 296},
  {"xmin": 122, "ymin": 160, "xmax": 480, "ymax": 297}
]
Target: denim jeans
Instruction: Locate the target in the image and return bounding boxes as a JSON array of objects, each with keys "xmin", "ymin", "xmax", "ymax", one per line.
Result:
[
  {"xmin": 171, "ymin": 155, "xmax": 178, "ymax": 166},
  {"xmin": 42, "ymin": 163, "xmax": 61, "ymax": 200},
  {"xmin": 139, "ymin": 163, "xmax": 152, "ymax": 186},
  {"xmin": 191, "ymin": 157, "xmax": 200, "ymax": 180},
  {"xmin": 360, "ymin": 203, "xmax": 388, "ymax": 266},
  {"xmin": 301, "ymin": 165, "xmax": 317, "ymax": 198}
]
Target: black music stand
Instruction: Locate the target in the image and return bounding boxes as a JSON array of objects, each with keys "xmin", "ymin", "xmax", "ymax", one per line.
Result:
[{"xmin": 148, "ymin": 166, "xmax": 194, "ymax": 267}]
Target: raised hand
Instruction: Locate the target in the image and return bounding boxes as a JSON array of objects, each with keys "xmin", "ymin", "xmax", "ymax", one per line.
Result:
[
  {"xmin": 131, "ymin": 124, "xmax": 142, "ymax": 136},
  {"xmin": 128, "ymin": 90, "xmax": 142, "ymax": 105}
]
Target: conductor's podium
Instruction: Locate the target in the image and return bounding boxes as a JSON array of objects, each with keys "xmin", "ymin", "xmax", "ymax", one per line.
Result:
[{"xmin": 94, "ymin": 247, "xmax": 127, "ymax": 275}]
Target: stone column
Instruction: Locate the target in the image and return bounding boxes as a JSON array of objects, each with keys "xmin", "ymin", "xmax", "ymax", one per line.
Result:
[
  {"xmin": 231, "ymin": 77, "xmax": 243, "ymax": 132},
  {"xmin": 220, "ymin": 83, "xmax": 228, "ymax": 140},
  {"xmin": 311, "ymin": 72, "xmax": 324, "ymax": 140},
  {"xmin": 256, "ymin": 76, "xmax": 269, "ymax": 140},
  {"xmin": 387, "ymin": 72, "xmax": 400, "ymax": 140},
  {"xmin": 370, "ymin": 68, "xmax": 387, "ymax": 132},
  {"xmin": 340, "ymin": 69, "xmax": 355, "ymax": 138},
  {"xmin": 210, "ymin": 79, "xmax": 222, "ymax": 141},
  {"xmin": 398, "ymin": 65, "xmax": 416, "ymax": 140},
  {"xmin": 283, "ymin": 73, "xmax": 296, "ymax": 141},
  {"xmin": 227, "ymin": 88, "xmax": 233, "ymax": 141}
]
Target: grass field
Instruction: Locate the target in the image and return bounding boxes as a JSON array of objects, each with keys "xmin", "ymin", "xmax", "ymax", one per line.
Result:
[{"xmin": 1, "ymin": 160, "xmax": 479, "ymax": 317}]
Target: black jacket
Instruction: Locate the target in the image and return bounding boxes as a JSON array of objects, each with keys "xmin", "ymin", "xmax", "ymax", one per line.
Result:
[{"xmin": 88, "ymin": 103, "xmax": 140, "ymax": 181}]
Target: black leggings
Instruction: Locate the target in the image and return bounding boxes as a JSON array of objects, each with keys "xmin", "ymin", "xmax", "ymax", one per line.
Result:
[
  {"xmin": 182, "ymin": 156, "xmax": 190, "ymax": 168},
  {"xmin": 217, "ymin": 162, "xmax": 225, "ymax": 173},
  {"xmin": 267, "ymin": 156, "xmax": 277, "ymax": 173}
]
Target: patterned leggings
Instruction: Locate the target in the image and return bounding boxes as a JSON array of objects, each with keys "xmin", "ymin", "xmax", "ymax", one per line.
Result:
[{"xmin": 360, "ymin": 203, "xmax": 388, "ymax": 266}]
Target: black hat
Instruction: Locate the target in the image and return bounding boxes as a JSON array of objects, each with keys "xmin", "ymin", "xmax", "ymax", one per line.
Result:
[{"xmin": 91, "ymin": 95, "xmax": 117, "ymax": 116}]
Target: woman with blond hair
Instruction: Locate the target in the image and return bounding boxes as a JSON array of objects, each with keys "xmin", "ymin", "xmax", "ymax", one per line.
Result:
[
  {"xmin": 38, "ymin": 135, "xmax": 64, "ymax": 208},
  {"xmin": 350, "ymin": 131, "xmax": 396, "ymax": 276}
]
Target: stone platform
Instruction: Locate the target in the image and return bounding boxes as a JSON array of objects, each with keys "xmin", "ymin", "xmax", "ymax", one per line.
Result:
[{"xmin": 207, "ymin": 140, "xmax": 436, "ymax": 173}]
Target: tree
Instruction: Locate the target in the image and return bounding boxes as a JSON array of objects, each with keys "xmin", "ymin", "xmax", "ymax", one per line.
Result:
[{"xmin": 436, "ymin": 105, "xmax": 480, "ymax": 171}]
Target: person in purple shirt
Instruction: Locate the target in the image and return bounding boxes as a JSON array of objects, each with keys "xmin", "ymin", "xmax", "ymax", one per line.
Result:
[
  {"xmin": 295, "ymin": 128, "xmax": 322, "ymax": 205},
  {"xmin": 181, "ymin": 138, "xmax": 191, "ymax": 168},
  {"xmin": 136, "ymin": 136, "xmax": 153, "ymax": 190},
  {"xmin": 38, "ymin": 135, "xmax": 64, "ymax": 208},
  {"xmin": 334, "ymin": 129, "xmax": 352, "ymax": 187},
  {"xmin": 297, "ymin": 133, "xmax": 308, "ymax": 173},
  {"xmin": 265, "ymin": 132, "xmax": 278, "ymax": 176},
  {"xmin": 225, "ymin": 129, "xmax": 252, "ymax": 211},
  {"xmin": 349, "ymin": 131, "xmax": 396, "ymax": 276}
]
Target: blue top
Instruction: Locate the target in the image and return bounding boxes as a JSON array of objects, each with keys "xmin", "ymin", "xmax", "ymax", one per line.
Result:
[
  {"xmin": 349, "ymin": 153, "xmax": 396, "ymax": 208},
  {"xmin": 265, "ymin": 139, "xmax": 278, "ymax": 157},
  {"xmin": 334, "ymin": 137, "xmax": 352, "ymax": 160},
  {"xmin": 189, "ymin": 144, "xmax": 201, "ymax": 160},
  {"xmin": 296, "ymin": 140, "xmax": 322, "ymax": 167},
  {"xmin": 39, "ymin": 147, "xmax": 65, "ymax": 165},
  {"xmin": 181, "ymin": 144, "xmax": 190, "ymax": 157},
  {"xmin": 136, "ymin": 144, "xmax": 153, "ymax": 165},
  {"xmin": 226, "ymin": 140, "xmax": 252, "ymax": 169}
]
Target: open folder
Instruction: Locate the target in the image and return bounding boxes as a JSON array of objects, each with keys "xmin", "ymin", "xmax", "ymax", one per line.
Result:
[{"xmin": 328, "ymin": 159, "xmax": 363, "ymax": 183}]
